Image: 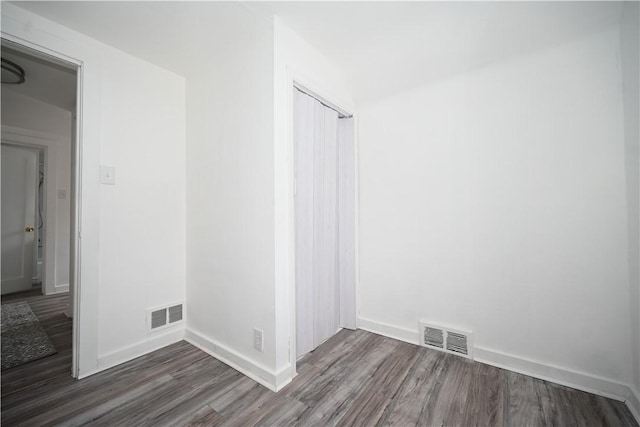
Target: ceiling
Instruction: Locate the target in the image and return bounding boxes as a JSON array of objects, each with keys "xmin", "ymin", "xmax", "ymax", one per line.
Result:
[
  {"xmin": 256, "ymin": 1, "xmax": 624, "ymax": 104},
  {"xmin": 9, "ymin": 1, "xmax": 624, "ymax": 106},
  {"xmin": 1, "ymin": 43, "xmax": 77, "ymax": 111}
]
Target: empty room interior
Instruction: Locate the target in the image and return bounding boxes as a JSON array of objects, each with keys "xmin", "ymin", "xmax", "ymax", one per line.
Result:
[{"xmin": 1, "ymin": 1, "xmax": 639, "ymax": 425}]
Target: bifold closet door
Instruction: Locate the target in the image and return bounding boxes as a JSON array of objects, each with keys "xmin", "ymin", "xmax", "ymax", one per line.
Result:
[
  {"xmin": 294, "ymin": 89, "xmax": 340, "ymax": 357},
  {"xmin": 294, "ymin": 90, "xmax": 316, "ymax": 357},
  {"xmin": 313, "ymin": 98, "xmax": 339, "ymax": 348},
  {"xmin": 294, "ymin": 88, "xmax": 357, "ymax": 359},
  {"xmin": 338, "ymin": 117, "xmax": 356, "ymax": 330}
]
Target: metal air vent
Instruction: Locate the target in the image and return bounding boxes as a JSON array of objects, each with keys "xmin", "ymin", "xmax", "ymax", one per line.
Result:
[
  {"xmin": 419, "ymin": 321, "xmax": 473, "ymax": 359},
  {"xmin": 147, "ymin": 302, "xmax": 184, "ymax": 333},
  {"xmin": 446, "ymin": 332, "xmax": 469, "ymax": 356},
  {"xmin": 168, "ymin": 304, "xmax": 183, "ymax": 323},
  {"xmin": 151, "ymin": 308, "xmax": 167, "ymax": 329},
  {"xmin": 424, "ymin": 326, "xmax": 445, "ymax": 349}
]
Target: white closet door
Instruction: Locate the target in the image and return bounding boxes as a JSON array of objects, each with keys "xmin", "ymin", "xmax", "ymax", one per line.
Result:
[
  {"xmin": 313, "ymin": 105, "xmax": 340, "ymax": 347},
  {"xmin": 294, "ymin": 90, "xmax": 316, "ymax": 357},
  {"xmin": 294, "ymin": 88, "xmax": 353, "ymax": 358},
  {"xmin": 338, "ymin": 118, "xmax": 357, "ymax": 329},
  {"xmin": 293, "ymin": 91, "xmax": 316, "ymax": 356}
]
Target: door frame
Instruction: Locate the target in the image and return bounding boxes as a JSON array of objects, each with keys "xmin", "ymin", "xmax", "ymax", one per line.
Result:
[
  {"xmin": 284, "ymin": 70, "xmax": 360, "ymax": 378},
  {"xmin": 0, "ymin": 35, "xmax": 84, "ymax": 378}
]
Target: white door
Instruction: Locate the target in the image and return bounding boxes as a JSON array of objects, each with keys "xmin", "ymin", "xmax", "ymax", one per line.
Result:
[
  {"xmin": 294, "ymin": 89, "xmax": 356, "ymax": 359},
  {"xmin": 2, "ymin": 144, "xmax": 38, "ymax": 295},
  {"xmin": 294, "ymin": 89, "xmax": 317, "ymax": 357}
]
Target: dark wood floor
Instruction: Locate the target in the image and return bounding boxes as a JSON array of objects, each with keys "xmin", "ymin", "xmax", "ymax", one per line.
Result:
[{"xmin": 2, "ymin": 292, "xmax": 637, "ymax": 426}]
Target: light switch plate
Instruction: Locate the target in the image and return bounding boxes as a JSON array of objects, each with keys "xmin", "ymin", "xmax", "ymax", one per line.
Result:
[{"xmin": 100, "ymin": 166, "xmax": 116, "ymax": 185}]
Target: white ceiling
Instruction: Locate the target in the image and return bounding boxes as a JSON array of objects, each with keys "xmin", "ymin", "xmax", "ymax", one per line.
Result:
[
  {"xmin": 1, "ymin": 43, "xmax": 77, "ymax": 111},
  {"xmin": 257, "ymin": 1, "xmax": 624, "ymax": 104},
  {"xmin": 9, "ymin": 1, "xmax": 272, "ymax": 76},
  {"xmin": 9, "ymin": 1, "xmax": 624, "ymax": 105}
]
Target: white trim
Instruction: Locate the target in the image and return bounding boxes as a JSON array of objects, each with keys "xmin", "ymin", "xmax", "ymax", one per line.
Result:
[
  {"xmin": 284, "ymin": 67, "xmax": 298, "ymax": 381},
  {"xmin": 185, "ymin": 328, "xmax": 291, "ymax": 392},
  {"xmin": 474, "ymin": 347, "xmax": 631, "ymax": 401},
  {"xmin": 274, "ymin": 364, "xmax": 293, "ymax": 391},
  {"xmin": 353, "ymin": 114, "xmax": 361, "ymax": 337},
  {"xmin": 53, "ymin": 283, "xmax": 70, "ymax": 294},
  {"xmin": 71, "ymin": 52, "xmax": 86, "ymax": 379},
  {"xmin": 358, "ymin": 315, "xmax": 640, "ymax": 420},
  {"xmin": 0, "ymin": 32, "xmax": 82, "ymax": 68},
  {"xmin": 627, "ymin": 386, "xmax": 640, "ymax": 424},
  {"xmin": 358, "ymin": 317, "xmax": 420, "ymax": 345},
  {"xmin": 95, "ymin": 328, "xmax": 185, "ymax": 374}
]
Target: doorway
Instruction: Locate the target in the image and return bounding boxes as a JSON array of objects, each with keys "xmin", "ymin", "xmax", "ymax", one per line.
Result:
[
  {"xmin": 1, "ymin": 144, "xmax": 41, "ymax": 295},
  {"xmin": 293, "ymin": 85, "xmax": 357, "ymax": 360},
  {"xmin": 1, "ymin": 39, "xmax": 78, "ymax": 376}
]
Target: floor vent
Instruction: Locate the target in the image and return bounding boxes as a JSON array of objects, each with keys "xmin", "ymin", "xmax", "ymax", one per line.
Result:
[
  {"xmin": 419, "ymin": 321, "xmax": 473, "ymax": 359},
  {"xmin": 147, "ymin": 303, "xmax": 184, "ymax": 332}
]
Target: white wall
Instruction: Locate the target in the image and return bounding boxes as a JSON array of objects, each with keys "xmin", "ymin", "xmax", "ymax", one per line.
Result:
[
  {"xmin": 2, "ymin": 90, "xmax": 72, "ymax": 136},
  {"xmin": 184, "ymin": 17, "xmax": 355, "ymax": 391},
  {"xmin": 358, "ymin": 27, "xmax": 633, "ymax": 393},
  {"xmin": 2, "ymin": 4, "xmax": 187, "ymax": 376},
  {"xmin": 96, "ymin": 46, "xmax": 186, "ymax": 362},
  {"xmin": 621, "ymin": 1, "xmax": 640, "ymax": 399},
  {"xmin": 273, "ymin": 18, "xmax": 355, "ymax": 383},
  {"xmin": 184, "ymin": 17, "xmax": 278, "ymax": 386},
  {"xmin": 1, "ymin": 90, "xmax": 72, "ymax": 294}
]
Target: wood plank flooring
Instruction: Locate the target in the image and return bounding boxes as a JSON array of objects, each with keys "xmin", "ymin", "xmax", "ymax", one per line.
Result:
[{"xmin": 2, "ymin": 292, "xmax": 637, "ymax": 426}]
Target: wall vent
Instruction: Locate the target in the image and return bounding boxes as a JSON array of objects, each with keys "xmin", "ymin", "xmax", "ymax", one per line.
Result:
[
  {"xmin": 168, "ymin": 304, "xmax": 183, "ymax": 323},
  {"xmin": 424, "ymin": 326, "xmax": 445, "ymax": 349},
  {"xmin": 419, "ymin": 321, "xmax": 473, "ymax": 359},
  {"xmin": 151, "ymin": 308, "xmax": 167, "ymax": 329},
  {"xmin": 147, "ymin": 302, "xmax": 184, "ymax": 333}
]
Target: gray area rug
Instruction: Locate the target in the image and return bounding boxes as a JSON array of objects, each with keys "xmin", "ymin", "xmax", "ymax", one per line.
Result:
[{"xmin": 1, "ymin": 302, "xmax": 56, "ymax": 370}]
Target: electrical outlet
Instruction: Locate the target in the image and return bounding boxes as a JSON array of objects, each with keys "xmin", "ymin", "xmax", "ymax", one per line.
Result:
[{"xmin": 253, "ymin": 328, "xmax": 263, "ymax": 352}]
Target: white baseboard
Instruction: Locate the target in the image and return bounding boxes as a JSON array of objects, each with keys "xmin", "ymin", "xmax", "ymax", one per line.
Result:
[
  {"xmin": 627, "ymin": 386, "xmax": 640, "ymax": 424},
  {"xmin": 275, "ymin": 364, "xmax": 293, "ymax": 391},
  {"xmin": 53, "ymin": 283, "xmax": 69, "ymax": 294},
  {"xmin": 358, "ymin": 316, "xmax": 640, "ymax": 423},
  {"xmin": 185, "ymin": 328, "xmax": 292, "ymax": 392},
  {"xmin": 474, "ymin": 346, "xmax": 630, "ymax": 401},
  {"xmin": 358, "ymin": 317, "xmax": 419, "ymax": 345},
  {"xmin": 96, "ymin": 327, "xmax": 185, "ymax": 372},
  {"xmin": 625, "ymin": 386, "xmax": 640, "ymax": 424}
]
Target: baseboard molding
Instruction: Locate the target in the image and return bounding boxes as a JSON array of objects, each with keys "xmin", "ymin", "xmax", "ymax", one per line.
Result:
[
  {"xmin": 358, "ymin": 317, "xmax": 419, "ymax": 345},
  {"xmin": 275, "ymin": 364, "xmax": 293, "ymax": 391},
  {"xmin": 627, "ymin": 385, "xmax": 640, "ymax": 424},
  {"xmin": 474, "ymin": 346, "xmax": 629, "ymax": 401},
  {"xmin": 96, "ymin": 327, "xmax": 185, "ymax": 372},
  {"xmin": 185, "ymin": 328, "xmax": 292, "ymax": 392},
  {"xmin": 358, "ymin": 316, "xmax": 639, "ymax": 422},
  {"xmin": 53, "ymin": 283, "xmax": 69, "ymax": 294}
]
